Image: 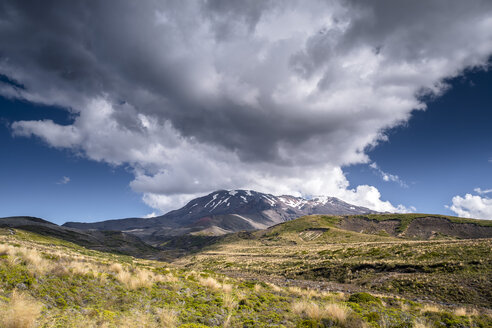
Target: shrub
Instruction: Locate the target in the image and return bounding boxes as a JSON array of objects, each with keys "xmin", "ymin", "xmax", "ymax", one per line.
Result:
[{"xmin": 348, "ymin": 292, "xmax": 381, "ymax": 305}]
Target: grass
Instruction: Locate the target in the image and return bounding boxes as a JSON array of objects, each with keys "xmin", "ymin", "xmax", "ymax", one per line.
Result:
[
  {"xmin": 0, "ymin": 222, "xmax": 491, "ymax": 327},
  {"xmin": 0, "ymin": 290, "xmax": 42, "ymax": 328}
]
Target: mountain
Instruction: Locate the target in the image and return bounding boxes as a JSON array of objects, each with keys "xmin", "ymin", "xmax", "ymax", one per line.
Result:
[
  {"xmin": 64, "ymin": 189, "xmax": 376, "ymax": 242},
  {"xmin": 0, "ymin": 216, "xmax": 158, "ymax": 257}
]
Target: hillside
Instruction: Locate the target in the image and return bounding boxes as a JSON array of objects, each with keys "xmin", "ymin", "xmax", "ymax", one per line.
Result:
[
  {"xmin": 175, "ymin": 214, "xmax": 492, "ymax": 308},
  {"xmin": 63, "ymin": 190, "xmax": 376, "ymax": 241},
  {"xmin": 0, "ymin": 216, "xmax": 159, "ymax": 258},
  {"xmin": 1, "ymin": 226, "xmax": 491, "ymax": 328}
]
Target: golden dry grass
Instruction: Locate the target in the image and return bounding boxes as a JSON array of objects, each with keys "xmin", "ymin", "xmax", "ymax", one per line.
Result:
[
  {"xmin": 19, "ymin": 247, "xmax": 52, "ymax": 276},
  {"xmin": 0, "ymin": 243, "xmax": 9, "ymax": 255},
  {"xmin": 0, "ymin": 290, "xmax": 42, "ymax": 328},
  {"xmin": 292, "ymin": 301, "xmax": 323, "ymax": 320},
  {"xmin": 223, "ymin": 313, "xmax": 233, "ymax": 328},
  {"xmin": 114, "ymin": 310, "xmax": 155, "ymax": 328},
  {"xmin": 157, "ymin": 308, "xmax": 178, "ymax": 328},
  {"xmin": 222, "ymin": 294, "xmax": 238, "ymax": 311},
  {"xmin": 421, "ymin": 304, "xmax": 441, "ymax": 313},
  {"xmin": 453, "ymin": 307, "xmax": 468, "ymax": 316},
  {"xmin": 109, "ymin": 262, "xmax": 124, "ymax": 273},
  {"xmin": 111, "ymin": 267, "xmax": 158, "ymax": 289},
  {"xmin": 198, "ymin": 276, "xmax": 222, "ymax": 290},
  {"xmin": 222, "ymin": 283, "xmax": 233, "ymax": 294},
  {"xmin": 292, "ymin": 300, "xmax": 349, "ymax": 323},
  {"xmin": 413, "ymin": 318, "xmax": 431, "ymax": 328},
  {"xmin": 266, "ymin": 282, "xmax": 282, "ymax": 292},
  {"xmin": 324, "ymin": 303, "xmax": 349, "ymax": 323}
]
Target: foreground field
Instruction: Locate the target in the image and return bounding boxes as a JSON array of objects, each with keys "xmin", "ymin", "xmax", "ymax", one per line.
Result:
[{"xmin": 0, "ymin": 227, "xmax": 491, "ymax": 327}]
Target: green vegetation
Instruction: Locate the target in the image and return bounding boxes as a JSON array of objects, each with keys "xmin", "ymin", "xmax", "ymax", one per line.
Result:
[
  {"xmin": 1, "ymin": 213, "xmax": 491, "ymax": 327},
  {"xmin": 177, "ymin": 215, "xmax": 492, "ymax": 308},
  {"xmin": 351, "ymin": 213, "xmax": 492, "ymax": 232}
]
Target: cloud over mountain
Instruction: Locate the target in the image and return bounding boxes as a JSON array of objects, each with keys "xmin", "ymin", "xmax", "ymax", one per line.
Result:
[{"xmin": 2, "ymin": 0, "xmax": 492, "ymax": 213}]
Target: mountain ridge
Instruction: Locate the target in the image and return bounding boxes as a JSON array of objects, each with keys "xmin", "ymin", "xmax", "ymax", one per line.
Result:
[{"xmin": 63, "ymin": 189, "xmax": 377, "ymax": 241}]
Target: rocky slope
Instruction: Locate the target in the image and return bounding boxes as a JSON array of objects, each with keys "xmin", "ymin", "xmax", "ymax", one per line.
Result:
[
  {"xmin": 64, "ymin": 190, "xmax": 376, "ymax": 241},
  {"xmin": 337, "ymin": 214, "xmax": 492, "ymax": 239}
]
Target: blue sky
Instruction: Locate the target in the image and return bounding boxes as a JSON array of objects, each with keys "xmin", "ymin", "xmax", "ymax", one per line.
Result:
[
  {"xmin": 0, "ymin": 96, "xmax": 149, "ymax": 223},
  {"xmin": 0, "ymin": 1, "xmax": 491, "ymax": 224},
  {"xmin": 345, "ymin": 66, "xmax": 492, "ymax": 217}
]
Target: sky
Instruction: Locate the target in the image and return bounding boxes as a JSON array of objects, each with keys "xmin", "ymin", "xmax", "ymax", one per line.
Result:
[{"xmin": 0, "ymin": 0, "xmax": 491, "ymax": 224}]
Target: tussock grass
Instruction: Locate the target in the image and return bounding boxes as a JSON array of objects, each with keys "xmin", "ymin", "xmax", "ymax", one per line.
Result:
[
  {"xmin": 292, "ymin": 301, "xmax": 324, "ymax": 320},
  {"xmin": 0, "ymin": 290, "xmax": 42, "ymax": 328},
  {"xmin": 198, "ymin": 275, "xmax": 234, "ymax": 293},
  {"xmin": 199, "ymin": 276, "xmax": 222, "ymax": 290},
  {"xmin": 291, "ymin": 300, "xmax": 350, "ymax": 323},
  {"xmin": 223, "ymin": 313, "xmax": 233, "ymax": 327},
  {"xmin": 18, "ymin": 247, "xmax": 52, "ymax": 276},
  {"xmin": 0, "ymin": 243, "xmax": 9, "ymax": 255},
  {"xmin": 222, "ymin": 293, "xmax": 238, "ymax": 311},
  {"xmin": 454, "ymin": 307, "xmax": 468, "ymax": 316},
  {"xmin": 266, "ymin": 282, "xmax": 282, "ymax": 292},
  {"xmin": 222, "ymin": 283, "xmax": 233, "ymax": 294},
  {"xmin": 115, "ymin": 269, "xmax": 154, "ymax": 289},
  {"xmin": 157, "ymin": 307, "xmax": 178, "ymax": 328},
  {"xmin": 115, "ymin": 309, "xmax": 155, "ymax": 328},
  {"xmin": 413, "ymin": 318, "xmax": 431, "ymax": 328},
  {"xmin": 324, "ymin": 303, "xmax": 350, "ymax": 323},
  {"xmin": 421, "ymin": 304, "xmax": 441, "ymax": 313},
  {"xmin": 109, "ymin": 262, "xmax": 124, "ymax": 273}
]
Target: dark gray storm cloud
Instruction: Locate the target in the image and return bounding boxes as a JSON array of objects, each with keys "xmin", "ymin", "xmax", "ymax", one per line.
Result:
[{"xmin": 2, "ymin": 0, "xmax": 492, "ymax": 212}]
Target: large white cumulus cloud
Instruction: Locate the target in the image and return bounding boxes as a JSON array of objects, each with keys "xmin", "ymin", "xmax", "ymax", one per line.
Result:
[
  {"xmin": 2, "ymin": 0, "xmax": 492, "ymax": 214},
  {"xmin": 449, "ymin": 193, "xmax": 492, "ymax": 220}
]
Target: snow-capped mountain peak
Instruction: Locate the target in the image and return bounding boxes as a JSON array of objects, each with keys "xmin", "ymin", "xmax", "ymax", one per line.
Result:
[{"xmin": 64, "ymin": 189, "xmax": 376, "ymax": 239}]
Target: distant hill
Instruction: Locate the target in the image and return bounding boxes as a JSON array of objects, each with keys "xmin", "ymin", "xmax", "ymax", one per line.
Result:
[
  {"xmin": 0, "ymin": 216, "xmax": 158, "ymax": 258},
  {"xmin": 161, "ymin": 213, "xmax": 492, "ymax": 257},
  {"xmin": 63, "ymin": 189, "xmax": 376, "ymax": 242}
]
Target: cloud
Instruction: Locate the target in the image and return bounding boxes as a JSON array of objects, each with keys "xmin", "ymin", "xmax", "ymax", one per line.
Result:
[
  {"xmin": 142, "ymin": 212, "xmax": 158, "ymax": 219},
  {"xmin": 448, "ymin": 193, "xmax": 492, "ymax": 220},
  {"xmin": 57, "ymin": 176, "xmax": 70, "ymax": 185},
  {"xmin": 474, "ymin": 188, "xmax": 492, "ymax": 195},
  {"xmin": 369, "ymin": 162, "xmax": 408, "ymax": 187},
  {"xmin": 2, "ymin": 0, "xmax": 492, "ymax": 213}
]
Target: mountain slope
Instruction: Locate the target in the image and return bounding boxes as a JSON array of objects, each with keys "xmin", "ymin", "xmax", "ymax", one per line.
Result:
[
  {"xmin": 0, "ymin": 216, "xmax": 158, "ymax": 258},
  {"xmin": 64, "ymin": 189, "xmax": 376, "ymax": 241},
  {"xmin": 175, "ymin": 214, "xmax": 492, "ymax": 307}
]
